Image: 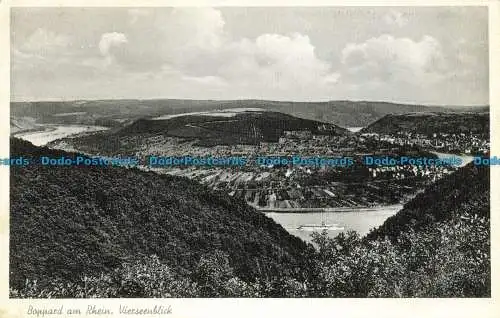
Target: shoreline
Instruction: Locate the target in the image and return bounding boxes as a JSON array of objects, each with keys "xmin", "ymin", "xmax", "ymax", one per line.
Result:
[
  {"xmin": 258, "ymin": 204, "xmax": 402, "ymax": 213},
  {"xmin": 11, "ymin": 126, "xmax": 55, "ymax": 137}
]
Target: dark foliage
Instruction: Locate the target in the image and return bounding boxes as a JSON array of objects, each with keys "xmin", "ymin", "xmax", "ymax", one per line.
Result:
[
  {"xmin": 9, "ymin": 138, "xmax": 490, "ymax": 298},
  {"xmin": 119, "ymin": 111, "xmax": 347, "ymax": 145},
  {"xmin": 361, "ymin": 112, "xmax": 490, "ymax": 136},
  {"xmin": 366, "ymin": 163, "xmax": 489, "ymax": 242},
  {"xmin": 10, "ymin": 138, "xmax": 310, "ymax": 295}
]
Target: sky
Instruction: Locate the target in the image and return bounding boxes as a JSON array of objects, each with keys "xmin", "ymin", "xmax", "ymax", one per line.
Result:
[{"xmin": 11, "ymin": 7, "xmax": 489, "ymax": 105}]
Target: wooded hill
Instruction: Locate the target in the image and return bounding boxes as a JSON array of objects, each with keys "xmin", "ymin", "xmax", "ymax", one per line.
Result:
[
  {"xmin": 120, "ymin": 110, "xmax": 348, "ymax": 146},
  {"xmin": 10, "ymin": 138, "xmax": 310, "ymax": 297},
  {"xmin": 309, "ymin": 162, "xmax": 490, "ymax": 297},
  {"xmin": 361, "ymin": 112, "xmax": 490, "ymax": 135},
  {"xmin": 9, "ymin": 138, "xmax": 490, "ymax": 297},
  {"xmin": 366, "ymin": 162, "xmax": 489, "ymax": 241}
]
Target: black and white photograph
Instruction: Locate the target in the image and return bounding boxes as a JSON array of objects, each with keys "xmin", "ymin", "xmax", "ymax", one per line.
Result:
[{"xmin": 4, "ymin": 3, "xmax": 494, "ymax": 305}]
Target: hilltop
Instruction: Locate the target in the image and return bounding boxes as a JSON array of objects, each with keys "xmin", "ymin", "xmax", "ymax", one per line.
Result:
[
  {"xmin": 360, "ymin": 112, "xmax": 490, "ymax": 135},
  {"xmin": 10, "ymin": 138, "xmax": 310, "ymax": 297},
  {"xmin": 120, "ymin": 109, "xmax": 347, "ymax": 146},
  {"xmin": 45, "ymin": 109, "xmax": 349, "ymax": 155}
]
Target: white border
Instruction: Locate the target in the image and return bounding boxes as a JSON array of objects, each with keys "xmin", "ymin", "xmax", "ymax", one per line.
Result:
[{"xmin": 0, "ymin": 1, "xmax": 498, "ymax": 318}]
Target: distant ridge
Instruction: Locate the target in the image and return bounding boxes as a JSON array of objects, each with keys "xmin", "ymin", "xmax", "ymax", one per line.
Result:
[{"xmin": 11, "ymin": 99, "xmax": 489, "ymax": 128}]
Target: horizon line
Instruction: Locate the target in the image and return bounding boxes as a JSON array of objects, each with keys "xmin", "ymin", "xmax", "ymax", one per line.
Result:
[{"xmin": 9, "ymin": 97, "xmax": 490, "ymax": 108}]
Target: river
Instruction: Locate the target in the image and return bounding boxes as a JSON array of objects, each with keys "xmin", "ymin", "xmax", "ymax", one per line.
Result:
[
  {"xmin": 346, "ymin": 127, "xmax": 364, "ymax": 133},
  {"xmin": 266, "ymin": 152, "xmax": 474, "ymax": 243},
  {"xmin": 265, "ymin": 204, "xmax": 402, "ymax": 243},
  {"xmin": 13, "ymin": 125, "xmax": 109, "ymax": 146},
  {"xmin": 431, "ymin": 151, "xmax": 474, "ymax": 167},
  {"xmin": 14, "ymin": 124, "xmax": 470, "ymax": 245}
]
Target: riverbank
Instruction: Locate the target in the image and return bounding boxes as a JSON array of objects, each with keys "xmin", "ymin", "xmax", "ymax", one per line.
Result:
[
  {"xmin": 431, "ymin": 151, "xmax": 474, "ymax": 167},
  {"xmin": 13, "ymin": 124, "xmax": 109, "ymax": 146},
  {"xmin": 265, "ymin": 204, "xmax": 403, "ymax": 242},
  {"xmin": 11, "ymin": 125, "xmax": 51, "ymax": 137},
  {"xmin": 256, "ymin": 204, "xmax": 402, "ymax": 213}
]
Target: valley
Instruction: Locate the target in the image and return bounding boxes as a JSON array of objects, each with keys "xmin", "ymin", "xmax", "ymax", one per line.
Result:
[
  {"xmin": 11, "ymin": 103, "xmax": 489, "ymax": 242},
  {"xmin": 9, "ymin": 137, "xmax": 490, "ymax": 297},
  {"xmin": 7, "ymin": 6, "xmax": 492, "ymax": 300},
  {"xmin": 8, "ymin": 99, "xmax": 491, "ymax": 298}
]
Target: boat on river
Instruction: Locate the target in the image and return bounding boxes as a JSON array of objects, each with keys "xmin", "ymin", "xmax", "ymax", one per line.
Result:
[
  {"xmin": 296, "ymin": 207, "xmax": 344, "ymax": 231},
  {"xmin": 297, "ymin": 222, "xmax": 344, "ymax": 231}
]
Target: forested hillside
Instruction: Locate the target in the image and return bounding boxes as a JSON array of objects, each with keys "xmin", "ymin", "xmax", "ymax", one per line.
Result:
[
  {"xmin": 309, "ymin": 162, "xmax": 490, "ymax": 297},
  {"xmin": 9, "ymin": 138, "xmax": 490, "ymax": 297},
  {"xmin": 119, "ymin": 110, "xmax": 347, "ymax": 145},
  {"xmin": 361, "ymin": 112, "xmax": 489, "ymax": 135},
  {"xmin": 10, "ymin": 138, "xmax": 310, "ymax": 297},
  {"xmin": 366, "ymin": 162, "xmax": 489, "ymax": 241}
]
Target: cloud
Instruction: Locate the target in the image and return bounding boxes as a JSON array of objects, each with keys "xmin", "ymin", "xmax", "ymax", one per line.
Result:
[
  {"xmin": 169, "ymin": 8, "xmax": 226, "ymax": 51},
  {"xmin": 336, "ymin": 34, "xmax": 485, "ymax": 105},
  {"xmin": 341, "ymin": 34, "xmax": 446, "ymax": 85},
  {"xmin": 18, "ymin": 28, "xmax": 71, "ymax": 54},
  {"xmin": 98, "ymin": 32, "xmax": 128, "ymax": 56},
  {"xmin": 218, "ymin": 33, "xmax": 338, "ymax": 92},
  {"xmin": 119, "ymin": 8, "xmax": 339, "ymax": 95},
  {"xmin": 98, "ymin": 8, "xmax": 226, "ymax": 72},
  {"xmin": 181, "ymin": 75, "xmax": 227, "ymax": 87},
  {"xmin": 10, "ymin": 7, "xmax": 488, "ymax": 105}
]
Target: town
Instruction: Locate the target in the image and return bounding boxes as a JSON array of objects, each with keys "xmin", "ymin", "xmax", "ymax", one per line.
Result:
[
  {"xmin": 136, "ymin": 128, "xmax": 479, "ymax": 210},
  {"xmin": 47, "ymin": 111, "xmax": 490, "ymax": 211}
]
